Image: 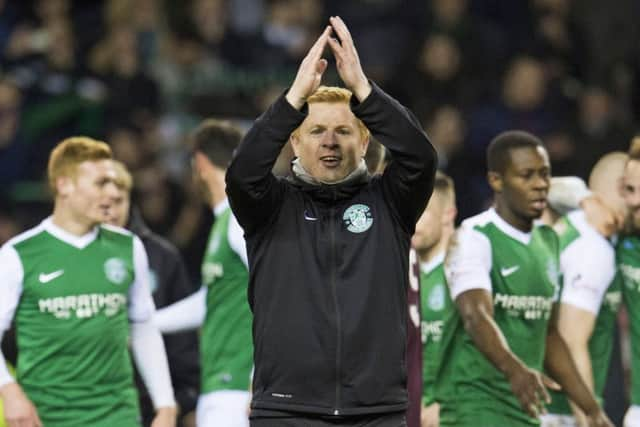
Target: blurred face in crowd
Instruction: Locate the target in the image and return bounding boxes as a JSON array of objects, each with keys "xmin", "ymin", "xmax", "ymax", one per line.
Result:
[
  {"xmin": 57, "ymin": 159, "xmax": 120, "ymax": 226},
  {"xmin": 0, "ymin": 82, "xmax": 20, "ymax": 147},
  {"xmin": 503, "ymin": 57, "xmax": 546, "ymax": 111},
  {"xmin": 491, "ymin": 146, "xmax": 551, "ymax": 229},
  {"xmin": 412, "ymin": 191, "xmax": 446, "ymax": 252},
  {"xmin": 291, "ymin": 101, "xmax": 369, "ymax": 184},
  {"xmin": 621, "ymin": 159, "xmax": 640, "ymax": 232},
  {"xmin": 106, "ymin": 186, "xmax": 131, "ymax": 227}
]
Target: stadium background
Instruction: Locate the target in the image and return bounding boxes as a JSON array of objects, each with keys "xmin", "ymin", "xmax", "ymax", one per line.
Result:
[{"xmin": 0, "ymin": 0, "xmax": 638, "ymax": 425}]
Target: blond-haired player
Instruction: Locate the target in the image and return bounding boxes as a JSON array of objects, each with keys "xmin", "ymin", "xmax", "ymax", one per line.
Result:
[{"xmin": 0, "ymin": 137, "xmax": 176, "ymax": 427}]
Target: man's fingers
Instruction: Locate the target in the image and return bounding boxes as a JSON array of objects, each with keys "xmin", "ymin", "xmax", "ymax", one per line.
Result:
[
  {"xmin": 327, "ymin": 37, "xmax": 344, "ymax": 60},
  {"xmin": 307, "ymin": 25, "xmax": 331, "ymax": 60},
  {"xmin": 541, "ymin": 373, "xmax": 561, "ymax": 391},
  {"xmin": 316, "ymin": 58, "xmax": 328, "ymax": 76},
  {"xmin": 329, "ymin": 16, "xmax": 353, "ymax": 44}
]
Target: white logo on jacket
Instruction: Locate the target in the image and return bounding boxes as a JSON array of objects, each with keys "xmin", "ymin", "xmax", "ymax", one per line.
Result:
[{"xmin": 343, "ymin": 204, "xmax": 373, "ymax": 233}]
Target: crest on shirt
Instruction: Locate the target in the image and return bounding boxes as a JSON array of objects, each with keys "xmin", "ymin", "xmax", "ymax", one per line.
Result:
[
  {"xmin": 428, "ymin": 284, "xmax": 446, "ymax": 311},
  {"xmin": 343, "ymin": 204, "xmax": 373, "ymax": 233},
  {"xmin": 104, "ymin": 257, "xmax": 128, "ymax": 285}
]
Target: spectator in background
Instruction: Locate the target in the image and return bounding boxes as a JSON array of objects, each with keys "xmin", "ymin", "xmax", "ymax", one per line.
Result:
[
  {"xmin": 0, "ymin": 79, "xmax": 29, "ymax": 187},
  {"xmin": 89, "ymin": 23, "xmax": 160, "ymax": 128},
  {"xmin": 106, "ymin": 160, "xmax": 200, "ymax": 427},
  {"xmin": 568, "ymin": 86, "xmax": 634, "ymax": 179}
]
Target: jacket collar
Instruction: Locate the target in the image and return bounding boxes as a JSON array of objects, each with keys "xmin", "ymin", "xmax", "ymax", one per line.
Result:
[{"xmin": 288, "ymin": 158, "xmax": 370, "ymax": 202}]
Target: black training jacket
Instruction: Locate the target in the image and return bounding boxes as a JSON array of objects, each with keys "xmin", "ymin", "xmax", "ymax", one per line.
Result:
[{"xmin": 225, "ymin": 82, "xmax": 437, "ymax": 417}]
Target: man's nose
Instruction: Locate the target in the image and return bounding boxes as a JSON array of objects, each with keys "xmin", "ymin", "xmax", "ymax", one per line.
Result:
[{"xmin": 321, "ymin": 132, "xmax": 338, "ymax": 148}]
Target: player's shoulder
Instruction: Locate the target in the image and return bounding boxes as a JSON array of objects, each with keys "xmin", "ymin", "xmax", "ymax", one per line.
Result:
[
  {"xmin": 460, "ymin": 209, "xmax": 494, "ymax": 230},
  {"xmin": 99, "ymin": 223, "xmax": 138, "ymax": 246},
  {"xmin": 3, "ymin": 222, "xmax": 47, "ymax": 250}
]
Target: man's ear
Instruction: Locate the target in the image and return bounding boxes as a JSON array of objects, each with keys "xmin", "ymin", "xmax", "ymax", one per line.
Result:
[
  {"xmin": 56, "ymin": 176, "xmax": 73, "ymax": 197},
  {"xmin": 488, "ymin": 171, "xmax": 503, "ymax": 193},
  {"xmin": 361, "ymin": 135, "xmax": 370, "ymax": 157},
  {"xmin": 290, "ymin": 134, "xmax": 301, "ymax": 157},
  {"xmin": 618, "ymin": 176, "xmax": 625, "ymax": 198}
]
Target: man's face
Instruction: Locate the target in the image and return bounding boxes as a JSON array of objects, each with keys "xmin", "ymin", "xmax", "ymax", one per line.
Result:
[
  {"xmin": 412, "ymin": 192, "xmax": 445, "ymax": 251},
  {"xmin": 496, "ymin": 146, "xmax": 551, "ymax": 221},
  {"xmin": 291, "ymin": 102, "xmax": 369, "ymax": 183},
  {"xmin": 59, "ymin": 159, "xmax": 120, "ymax": 226},
  {"xmin": 622, "ymin": 159, "xmax": 640, "ymax": 232},
  {"xmin": 192, "ymin": 152, "xmax": 213, "ymax": 204},
  {"xmin": 105, "ymin": 187, "xmax": 131, "ymax": 227}
]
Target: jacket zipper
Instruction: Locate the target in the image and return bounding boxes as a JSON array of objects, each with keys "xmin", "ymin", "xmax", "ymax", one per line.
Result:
[{"xmin": 329, "ymin": 206, "xmax": 341, "ymax": 416}]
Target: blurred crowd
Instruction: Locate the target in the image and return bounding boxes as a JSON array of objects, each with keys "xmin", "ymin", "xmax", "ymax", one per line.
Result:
[{"xmin": 1, "ymin": 0, "xmax": 640, "ymax": 280}]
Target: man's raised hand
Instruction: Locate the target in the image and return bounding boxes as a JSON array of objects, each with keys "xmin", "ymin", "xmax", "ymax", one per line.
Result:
[
  {"xmin": 327, "ymin": 16, "xmax": 371, "ymax": 102},
  {"xmin": 285, "ymin": 25, "xmax": 331, "ymax": 110}
]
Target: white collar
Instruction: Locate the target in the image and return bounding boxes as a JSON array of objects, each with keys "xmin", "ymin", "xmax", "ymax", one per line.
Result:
[
  {"xmin": 420, "ymin": 250, "xmax": 446, "ymax": 275},
  {"xmin": 213, "ymin": 198, "xmax": 230, "ymax": 216},
  {"xmin": 42, "ymin": 217, "xmax": 99, "ymax": 249},
  {"xmin": 489, "ymin": 208, "xmax": 533, "ymax": 245}
]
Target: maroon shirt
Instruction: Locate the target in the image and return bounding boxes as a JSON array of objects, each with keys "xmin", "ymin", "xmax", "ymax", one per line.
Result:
[{"xmin": 406, "ymin": 248, "xmax": 422, "ymax": 427}]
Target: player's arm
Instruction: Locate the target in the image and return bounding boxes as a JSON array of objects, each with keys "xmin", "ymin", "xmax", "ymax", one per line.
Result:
[
  {"xmin": 548, "ymin": 176, "xmax": 620, "ymax": 236},
  {"xmin": 128, "ymin": 237, "xmax": 177, "ymax": 427},
  {"xmin": 446, "ymin": 227, "xmax": 558, "ymax": 418},
  {"xmin": 557, "ymin": 238, "xmax": 616, "ymax": 423},
  {"xmin": 0, "ymin": 244, "xmax": 42, "ymax": 427},
  {"xmin": 544, "ymin": 308, "xmax": 612, "ymax": 427},
  {"xmin": 154, "ymin": 287, "xmax": 206, "ymax": 334}
]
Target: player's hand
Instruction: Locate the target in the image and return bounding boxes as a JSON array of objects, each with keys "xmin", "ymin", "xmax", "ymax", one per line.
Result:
[
  {"xmin": 420, "ymin": 403, "xmax": 439, "ymax": 427},
  {"xmin": 327, "ymin": 16, "xmax": 371, "ymax": 102},
  {"xmin": 150, "ymin": 406, "xmax": 177, "ymax": 427},
  {"xmin": 505, "ymin": 361, "xmax": 560, "ymax": 418},
  {"xmin": 0, "ymin": 382, "xmax": 43, "ymax": 427},
  {"xmin": 585, "ymin": 408, "xmax": 614, "ymax": 427},
  {"xmin": 581, "ymin": 195, "xmax": 623, "ymax": 237},
  {"xmin": 285, "ymin": 25, "xmax": 332, "ymax": 110}
]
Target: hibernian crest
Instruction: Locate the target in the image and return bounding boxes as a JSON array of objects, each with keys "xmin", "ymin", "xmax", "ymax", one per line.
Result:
[
  {"xmin": 343, "ymin": 204, "xmax": 373, "ymax": 233},
  {"xmin": 104, "ymin": 258, "xmax": 128, "ymax": 285},
  {"xmin": 428, "ymin": 284, "xmax": 446, "ymax": 311}
]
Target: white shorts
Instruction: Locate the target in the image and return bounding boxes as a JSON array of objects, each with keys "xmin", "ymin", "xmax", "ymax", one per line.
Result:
[
  {"xmin": 539, "ymin": 413, "xmax": 577, "ymax": 427},
  {"xmin": 196, "ymin": 390, "xmax": 251, "ymax": 427},
  {"xmin": 625, "ymin": 405, "xmax": 640, "ymax": 427}
]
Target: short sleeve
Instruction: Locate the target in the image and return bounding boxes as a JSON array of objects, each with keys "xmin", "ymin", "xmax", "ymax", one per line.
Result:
[
  {"xmin": 445, "ymin": 226, "xmax": 493, "ymax": 300},
  {"xmin": 0, "ymin": 244, "xmax": 24, "ymax": 331},
  {"xmin": 560, "ymin": 236, "xmax": 615, "ymax": 314}
]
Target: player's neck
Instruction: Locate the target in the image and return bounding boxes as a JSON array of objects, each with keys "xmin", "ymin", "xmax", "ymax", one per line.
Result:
[
  {"xmin": 418, "ymin": 238, "xmax": 448, "ymax": 264},
  {"xmin": 208, "ymin": 182, "xmax": 227, "ymax": 210},
  {"xmin": 51, "ymin": 204, "xmax": 96, "ymax": 236},
  {"xmin": 207, "ymin": 169, "xmax": 227, "ymax": 209},
  {"xmin": 494, "ymin": 201, "xmax": 533, "ymax": 232}
]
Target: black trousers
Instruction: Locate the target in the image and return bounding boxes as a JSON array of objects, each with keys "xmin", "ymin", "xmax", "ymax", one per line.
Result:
[{"xmin": 250, "ymin": 412, "xmax": 406, "ymax": 427}]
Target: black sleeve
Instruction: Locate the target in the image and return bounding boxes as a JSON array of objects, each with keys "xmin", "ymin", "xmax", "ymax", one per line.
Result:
[
  {"xmin": 225, "ymin": 93, "xmax": 306, "ymax": 235},
  {"xmin": 352, "ymin": 82, "xmax": 438, "ymax": 233}
]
